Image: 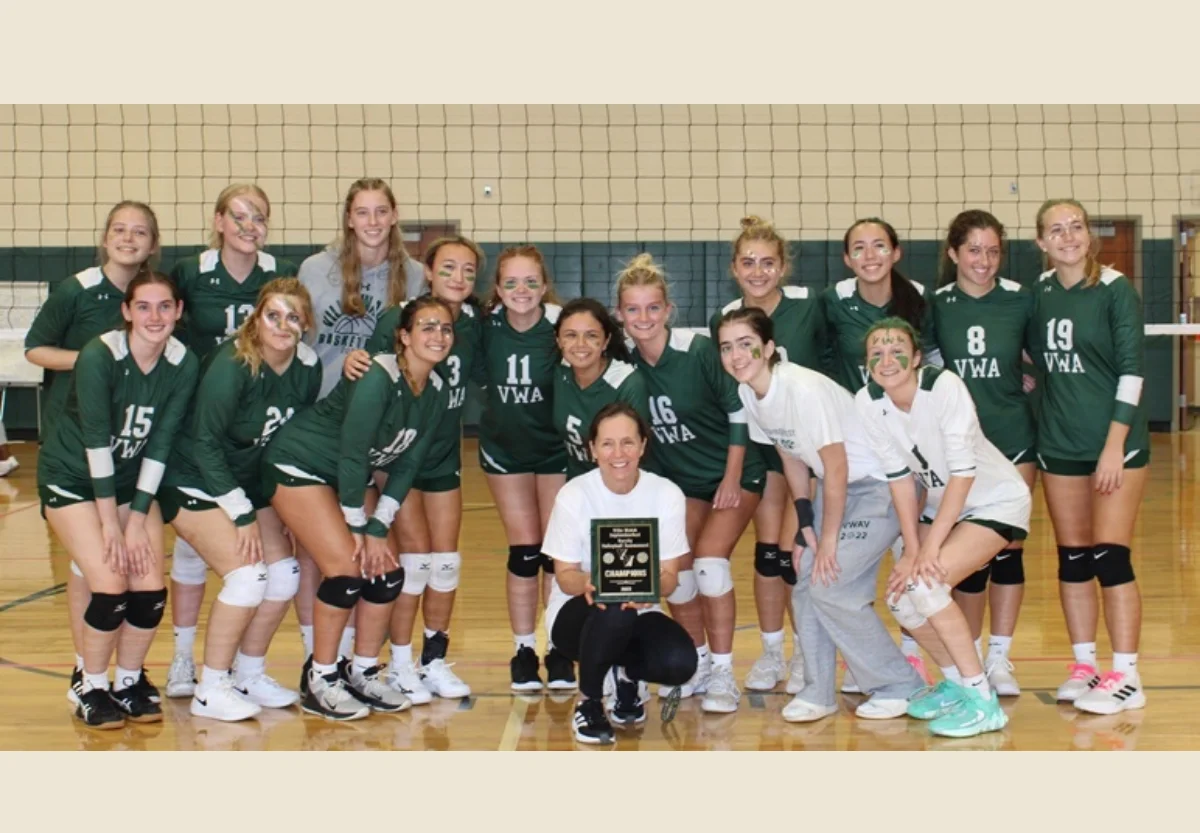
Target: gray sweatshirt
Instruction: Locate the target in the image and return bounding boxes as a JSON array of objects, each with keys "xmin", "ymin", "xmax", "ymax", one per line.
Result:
[{"xmin": 298, "ymin": 247, "xmax": 427, "ymax": 398}]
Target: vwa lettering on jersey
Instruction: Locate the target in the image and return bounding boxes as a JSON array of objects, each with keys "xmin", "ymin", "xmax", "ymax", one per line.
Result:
[
  {"xmin": 953, "ymin": 357, "xmax": 1001, "ymax": 379},
  {"xmin": 1042, "ymin": 352, "xmax": 1085, "ymax": 374},
  {"xmin": 497, "ymin": 385, "xmax": 544, "ymax": 405}
]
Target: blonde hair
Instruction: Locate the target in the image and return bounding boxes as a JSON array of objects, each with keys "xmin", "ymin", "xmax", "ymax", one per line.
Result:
[
  {"xmin": 483, "ymin": 244, "xmax": 561, "ymax": 313},
  {"xmin": 336, "ymin": 178, "xmax": 410, "ymax": 317},
  {"xmin": 615, "ymin": 252, "xmax": 671, "ymax": 308},
  {"xmin": 232, "ymin": 277, "xmax": 314, "ymax": 376},
  {"xmin": 1036, "ymin": 198, "xmax": 1105, "ymax": 287},
  {"xmin": 209, "ymin": 183, "xmax": 271, "ymax": 250},
  {"xmin": 99, "ymin": 201, "xmax": 161, "ymax": 273},
  {"xmin": 731, "ymin": 215, "xmax": 792, "ymax": 283}
]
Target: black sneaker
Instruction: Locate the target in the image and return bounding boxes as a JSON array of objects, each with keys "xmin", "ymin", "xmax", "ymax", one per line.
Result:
[
  {"xmin": 299, "ymin": 655, "xmax": 312, "ymax": 696},
  {"xmin": 611, "ymin": 677, "xmax": 646, "ymax": 726},
  {"xmin": 573, "ymin": 697, "xmax": 615, "ymax": 745},
  {"xmin": 545, "ymin": 647, "xmax": 578, "ymax": 691},
  {"xmin": 67, "ymin": 666, "xmax": 83, "ymax": 706},
  {"xmin": 510, "ymin": 646, "xmax": 544, "ymax": 692},
  {"xmin": 420, "ymin": 631, "xmax": 449, "ymax": 666},
  {"xmin": 301, "ymin": 667, "xmax": 370, "ymax": 722},
  {"xmin": 110, "ymin": 681, "xmax": 163, "ymax": 724},
  {"xmin": 124, "ymin": 668, "xmax": 162, "ymax": 705},
  {"xmin": 74, "ymin": 687, "xmax": 125, "ymax": 730}
]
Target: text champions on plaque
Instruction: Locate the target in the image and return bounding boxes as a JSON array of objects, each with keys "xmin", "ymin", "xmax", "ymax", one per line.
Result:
[{"xmin": 590, "ymin": 518, "xmax": 660, "ymax": 604}]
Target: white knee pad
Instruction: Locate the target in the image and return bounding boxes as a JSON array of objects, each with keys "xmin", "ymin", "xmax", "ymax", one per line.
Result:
[
  {"xmin": 694, "ymin": 557, "xmax": 733, "ymax": 598},
  {"xmin": 217, "ymin": 563, "xmax": 269, "ymax": 608},
  {"xmin": 665, "ymin": 569, "xmax": 697, "ymax": 605},
  {"xmin": 170, "ymin": 537, "xmax": 208, "ymax": 585},
  {"xmin": 400, "ymin": 553, "xmax": 433, "ymax": 596},
  {"xmin": 70, "ymin": 560, "xmax": 83, "ymax": 578},
  {"xmin": 907, "ymin": 580, "xmax": 953, "ymax": 619},
  {"xmin": 427, "ymin": 551, "xmax": 462, "ymax": 593},
  {"xmin": 264, "ymin": 557, "xmax": 300, "ymax": 602},
  {"xmin": 887, "ymin": 591, "xmax": 928, "ymax": 631}
]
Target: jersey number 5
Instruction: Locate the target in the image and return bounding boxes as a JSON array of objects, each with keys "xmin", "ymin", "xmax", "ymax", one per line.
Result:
[{"xmin": 119, "ymin": 405, "xmax": 155, "ymax": 439}]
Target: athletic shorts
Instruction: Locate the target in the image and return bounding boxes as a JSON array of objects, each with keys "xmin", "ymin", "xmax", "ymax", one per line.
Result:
[
  {"xmin": 919, "ymin": 514, "xmax": 1028, "ymax": 544},
  {"xmin": 39, "ymin": 481, "xmax": 137, "ymax": 517},
  {"xmin": 759, "ymin": 443, "xmax": 784, "ymax": 476},
  {"xmin": 1036, "ymin": 447, "xmax": 1149, "ymax": 476},
  {"xmin": 157, "ymin": 482, "xmax": 269, "ymax": 524},
  {"xmin": 478, "ymin": 441, "xmax": 567, "ymax": 477},
  {"xmin": 677, "ymin": 468, "xmax": 767, "ymax": 503},
  {"xmin": 261, "ymin": 461, "xmax": 332, "ymax": 502},
  {"xmin": 414, "ymin": 442, "xmax": 462, "ymax": 493},
  {"xmin": 1006, "ymin": 447, "xmax": 1034, "ymax": 467}
]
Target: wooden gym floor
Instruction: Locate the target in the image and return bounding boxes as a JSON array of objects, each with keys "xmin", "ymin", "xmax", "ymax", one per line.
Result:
[{"xmin": 0, "ymin": 433, "xmax": 1196, "ymax": 752}]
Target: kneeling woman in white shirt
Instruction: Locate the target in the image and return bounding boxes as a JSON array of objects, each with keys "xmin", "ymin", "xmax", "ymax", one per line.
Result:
[
  {"xmin": 855, "ymin": 317, "xmax": 1031, "ymax": 739},
  {"xmin": 717, "ymin": 307, "xmax": 924, "ymax": 724},
  {"xmin": 541, "ymin": 401, "xmax": 698, "ymax": 745}
]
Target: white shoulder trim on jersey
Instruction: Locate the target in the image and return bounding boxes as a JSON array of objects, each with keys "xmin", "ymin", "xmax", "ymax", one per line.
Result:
[
  {"xmin": 491, "ymin": 302, "xmax": 504, "ymax": 315},
  {"xmin": 75, "ymin": 266, "xmax": 104, "ymax": 289},
  {"xmin": 429, "ymin": 369, "xmax": 444, "ymax": 391},
  {"xmin": 602, "ymin": 359, "xmax": 636, "ymax": 389},
  {"xmin": 461, "ymin": 304, "xmax": 476, "ymax": 319},
  {"xmin": 162, "ymin": 336, "xmax": 188, "ymax": 366},
  {"xmin": 908, "ymin": 278, "xmax": 928, "ymax": 297},
  {"xmin": 835, "ymin": 277, "xmax": 857, "ymax": 300},
  {"xmin": 372, "ymin": 353, "xmax": 401, "ymax": 383},
  {"xmin": 199, "ymin": 249, "xmax": 221, "ymax": 274},
  {"xmin": 782, "ymin": 285, "xmax": 810, "ymax": 300},
  {"xmin": 543, "ymin": 303, "xmax": 562, "ymax": 324},
  {"xmin": 296, "ymin": 341, "xmax": 319, "ymax": 367},
  {"xmin": 998, "ymin": 277, "xmax": 1023, "ymax": 292},
  {"xmin": 720, "ymin": 297, "xmax": 744, "ymax": 314},
  {"xmin": 934, "ymin": 283, "xmax": 954, "ymax": 296},
  {"xmin": 256, "ymin": 251, "xmax": 278, "ymax": 272},
  {"xmin": 1099, "ymin": 267, "xmax": 1127, "ymax": 286},
  {"xmin": 100, "ymin": 329, "xmax": 129, "ymax": 360},
  {"xmin": 1037, "ymin": 269, "xmax": 1055, "ymax": 282},
  {"xmin": 669, "ymin": 328, "xmax": 698, "ymax": 351}
]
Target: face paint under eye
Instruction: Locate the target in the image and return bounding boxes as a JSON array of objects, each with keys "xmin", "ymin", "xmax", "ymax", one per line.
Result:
[
  {"xmin": 868, "ymin": 356, "xmax": 881, "ymax": 372},
  {"xmin": 896, "ymin": 355, "xmax": 910, "ymax": 370},
  {"xmin": 750, "ymin": 347, "xmax": 762, "ymax": 359}
]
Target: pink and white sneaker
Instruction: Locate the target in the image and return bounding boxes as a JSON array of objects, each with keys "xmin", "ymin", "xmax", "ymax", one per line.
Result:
[
  {"xmin": 1073, "ymin": 671, "xmax": 1145, "ymax": 715},
  {"xmin": 1056, "ymin": 663, "xmax": 1101, "ymax": 702},
  {"xmin": 906, "ymin": 654, "xmax": 933, "ymax": 686}
]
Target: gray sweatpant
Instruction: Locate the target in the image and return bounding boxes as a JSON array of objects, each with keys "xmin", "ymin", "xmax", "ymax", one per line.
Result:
[{"xmin": 790, "ymin": 477, "xmax": 924, "ymax": 707}]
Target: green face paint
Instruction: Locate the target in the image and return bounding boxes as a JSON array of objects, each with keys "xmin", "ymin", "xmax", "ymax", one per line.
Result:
[
  {"xmin": 868, "ymin": 356, "xmax": 881, "ymax": 372},
  {"xmin": 751, "ymin": 347, "xmax": 762, "ymax": 359},
  {"xmin": 897, "ymin": 355, "xmax": 910, "ymax": 370}
]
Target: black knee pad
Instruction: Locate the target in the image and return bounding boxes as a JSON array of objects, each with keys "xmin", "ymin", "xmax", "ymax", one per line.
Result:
[
  {"xmin": 84, "ymin": 592, "xmax": 128, "ymax": 632},
  {"xmin": 360, "ymin": 568, "xmax": 405, "ymax": 604},
  {"xmin": 317, "ymin": 575, "xmax": 367, "ymax": 609},
  {"xmin": 754, "ymin": 542, "xmax": 781, "ymax": 578},
  {"xmin": 125, "ymin": 588, "xmax": 167, "ymax": 629},
  {"xmin": 955, "ymin": 564, "xmax": 991, "ymax": 594},
  {"xmin": 1058, "ymin": 546, "xmax": 1094, "ymax": 583},
  {"xmin": 507, "ymin": 544, "xmax": 543, "ymax": 579},
  {"xmin": 990, "ymin": 548, "xmax": 1025, "ymax": 585},
  {"xmin": 541, "ymin": 554, "xmax": 555, "ymax": 575},
  {"xmin": 1093, "ymin": 544, "xmax": 1135, "ymax": 588}
]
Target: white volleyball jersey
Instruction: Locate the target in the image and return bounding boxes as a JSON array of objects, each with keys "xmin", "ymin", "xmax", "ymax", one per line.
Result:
[{"xmin": 854, "ymin": 365, "xmax": 1030, "ymax": 530}]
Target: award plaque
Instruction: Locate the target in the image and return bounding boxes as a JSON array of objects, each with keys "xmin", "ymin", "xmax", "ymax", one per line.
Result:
[{"xmin": 590, "ymin": 518, "xmax": 660, "ymax": 604}]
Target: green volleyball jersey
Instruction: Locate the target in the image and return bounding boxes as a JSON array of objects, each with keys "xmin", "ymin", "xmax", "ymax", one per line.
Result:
[
  {"xmin": 264, "ymin": 354, "xmax": 447, "ymax": 536},
  {"xmin": 367, "ymin": 301, "xmax": 483, "ymax": 470},
  {"xmin": 166, "ymin": 338, "xmax": 322, "ymax": 525},
  {"xmin": 552, "ymin": 358, "xmax": 651, "ymax": 480},
  {"xmin": 24, "ymin": 267, "xmax": 127, "ymax": 434},
  {"xmin": 629, "ymin": 328, "xmax": 761, "ymax": 492},
  {"xmin": 709, "ymin": 285, "xmax": 826, "ymax": 372},
  {"xmin": 1031, "ymin": 268, "xmax": 1148, "ymax": 462},
  {"xmin": 477, "ymin": 303, "xmax": 565, "ymax": 471},
  {"xmin": 37, "ymin": 330, "xmax": 199, "ymax": 514},
  {"xmin": 170, "ymin": 249, "xmax": 297, "ymax": 362},
  {"xmin": 932, "ymin": 278, "xmax": 1036, "ymax": 458},
  {"xmin": 821, "ymin": 277, "xmax": 941, "ymax": 393}
]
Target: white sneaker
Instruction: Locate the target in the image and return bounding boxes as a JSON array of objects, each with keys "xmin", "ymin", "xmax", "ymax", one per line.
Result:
[
  {"xmin": 1073, "ymin": 671, "xmax": 1146, "ymax": 715},
  {"xmin": 855, "ymin": 696, "xmax": 908, "ymax": 720},
  {"xmin": 166, "ymin": 655, "xmax": 197, "ymax": 698},
  {"xmin": 660, "ymin": 652, "xmax": 711, "ymax": 699},
  {"xmin": 985, "ymin": 654, "xmax": 1021, "ymax": 696},
  {"xmin": 236, "ymin": 672, "xmax": 300, "ymax": 709},
  {"xmin": 0, "ymin": 457, "xmax": 19, "ymax": 477},
  {"xmin": 420, "ymin": 658, "xmax": 471, "ymax": 698},
  {"xmin": 840, "ymin": 666, "xmax": 862, "ymax": 694},
  {"xmin": 385, "ymin": 661, "xmax": 433, "ymax": 705},
  {"xmin": 1056, "ymin": 663, "xmax": 1101, "ymax": 702},
  {"xmin": 782, "ymin": 697, "xmax": 837, "ymax": 723},
  {"xmin": 786, "ymin": 653, "xmax": 805, "ymax": 694},
  {"xmin": 744, "ymin": 650, "xmax": 786, "ymax": 691},
  {"xmin": 347, "ymin": 664, "xmax": 412, "ymax": 713},
  {"xmin": 701, "ymin": 664, "xmax": 740, "ymax": 714},
  {"xmin": 191, "ymin": 674, "xmax": 262, "ymax": 722}
]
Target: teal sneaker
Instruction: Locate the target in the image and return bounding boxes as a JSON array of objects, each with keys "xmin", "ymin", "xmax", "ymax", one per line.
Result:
[
  {"xmin": 906, "ymin": 680, "xmax": 966, "ymax": 720},
  {"xmin": 929, "ymin": 686, "xmax": 1009, "ymax": 738}
]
